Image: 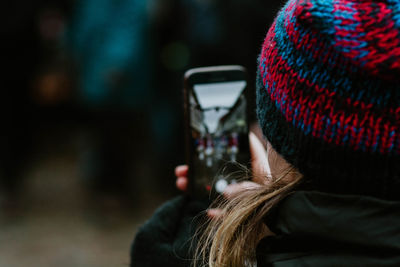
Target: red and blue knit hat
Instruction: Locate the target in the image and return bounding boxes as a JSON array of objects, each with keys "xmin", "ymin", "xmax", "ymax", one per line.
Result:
[{"xmin": 256, "ymin": 0, "xmax": 400, "ymax": 199}]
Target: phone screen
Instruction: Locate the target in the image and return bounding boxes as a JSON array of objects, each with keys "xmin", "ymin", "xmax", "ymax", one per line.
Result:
[{"xmin": 187, "ymin": 74, "xmax": 250, "ymax": 198}]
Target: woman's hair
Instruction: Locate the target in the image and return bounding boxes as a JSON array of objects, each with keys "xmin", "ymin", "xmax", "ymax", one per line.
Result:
[{"xmin": 194, "ymin": 147, "xmax": 303, "ymax": 267}]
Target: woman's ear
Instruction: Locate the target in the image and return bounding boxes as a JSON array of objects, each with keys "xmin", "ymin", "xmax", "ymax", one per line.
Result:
[{"xmin": 249, "ymin": 132, "xmax": 271, "ymax": 184}]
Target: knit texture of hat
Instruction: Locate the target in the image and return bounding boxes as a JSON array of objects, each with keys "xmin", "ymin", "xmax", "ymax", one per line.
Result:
[{"xmin": 256, "ymin": 0, "xmax": 400, "ymax": 200}]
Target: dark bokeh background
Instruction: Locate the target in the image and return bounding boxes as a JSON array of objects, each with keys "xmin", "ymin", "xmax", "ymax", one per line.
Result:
[{"xmin": 1, "ymin": 0, "xmax": 283, "ymax": 266}]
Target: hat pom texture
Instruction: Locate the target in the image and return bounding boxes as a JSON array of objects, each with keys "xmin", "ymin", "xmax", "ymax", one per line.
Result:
[{"xmin": 257, "ymin": 0, "xmax": 400, "ymax": 198}]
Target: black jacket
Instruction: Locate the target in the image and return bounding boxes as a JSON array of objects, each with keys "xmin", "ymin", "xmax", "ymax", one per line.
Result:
[
  {"xmin": 131, "ymin": 191, "xmax": 400, "ymax": 266},
  {"xmin": 130, "ymin": 196, "xmax": 207, "ymax": 267}
]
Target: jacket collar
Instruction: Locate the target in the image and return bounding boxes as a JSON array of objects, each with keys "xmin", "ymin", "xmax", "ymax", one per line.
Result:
[
  {"xmin": 268, "ymin": 191, "xmax": 400, "ymax": 250},
  {"xmin": 257, "ymin": 191, "xmax": 400, "ymax": 265}
]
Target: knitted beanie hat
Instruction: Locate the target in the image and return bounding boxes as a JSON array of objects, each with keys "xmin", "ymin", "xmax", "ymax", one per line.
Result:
[{"xmin": 256, "ymin": 0, "xmax": 400, "ymax": 199}]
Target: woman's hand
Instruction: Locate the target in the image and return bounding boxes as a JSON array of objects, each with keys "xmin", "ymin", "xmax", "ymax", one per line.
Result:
[
  {"xmin": 175, "ymin": 165, "xmax": 189, "ymax": 192},
  {"xmin": 174, "ymin": 132, "xmax": 270, "ymax": 218}
]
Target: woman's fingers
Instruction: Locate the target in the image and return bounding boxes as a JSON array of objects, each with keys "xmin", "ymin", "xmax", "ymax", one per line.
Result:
[
  {"xmin": 176, "ymin": 176, "xmax": 188, "ymax": 192},
  {"xmin": 223, "ymin": 181, "xmax": 261, "ymax": 199},
  {"xmin": 175, "ymin": 165, "xmax": 189, "ymax": 192},
  {"xmin": 175, "ymin": 165, "xmax": 188, "ymax": 177},
  {"xmin": 207, "ymin": 181, "xmax": 261, "ymax": 219},
  {"xmin": 207, "ymin": 208, "xmax": 223, "ymax": 219}
]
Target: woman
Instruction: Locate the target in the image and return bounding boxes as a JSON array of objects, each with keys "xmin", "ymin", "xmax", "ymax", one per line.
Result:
[{"xmin": 131, "ymin": 0, "xmax": 400, "ymax": 266}]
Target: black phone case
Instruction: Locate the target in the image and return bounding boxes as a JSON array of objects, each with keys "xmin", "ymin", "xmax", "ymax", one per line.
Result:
[{"xmin": 183, "ymin": 65, "xmax": 251, "ymax": 200}]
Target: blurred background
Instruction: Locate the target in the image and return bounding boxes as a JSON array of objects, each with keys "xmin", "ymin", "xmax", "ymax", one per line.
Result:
[{"xmin": 1, "ymin": 0, "xmax": 283, "ymax": 266}]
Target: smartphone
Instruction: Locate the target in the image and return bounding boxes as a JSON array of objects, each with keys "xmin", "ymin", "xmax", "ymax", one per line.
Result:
[{"xmin": 183, "ymin": 65, "xmax": 251, "ymax": 200}]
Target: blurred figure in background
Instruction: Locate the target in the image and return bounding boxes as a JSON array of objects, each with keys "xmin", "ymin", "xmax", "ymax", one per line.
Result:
[{"xmin": 66, "ymin": 0, "xmax": 157, "ymax": 203}]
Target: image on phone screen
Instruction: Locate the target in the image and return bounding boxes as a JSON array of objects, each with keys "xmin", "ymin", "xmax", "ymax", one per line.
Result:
[{"xmin": 189, "ymin": 79, "xmax": 249, "ymax": 197}]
